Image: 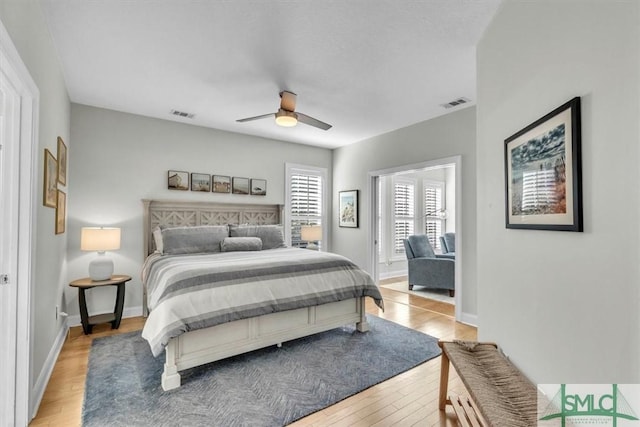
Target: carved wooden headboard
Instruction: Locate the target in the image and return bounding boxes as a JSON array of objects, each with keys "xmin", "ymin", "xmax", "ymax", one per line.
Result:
[{"xmin": 142, "ymin": 199, "xmax": 284, "ymax": 257}]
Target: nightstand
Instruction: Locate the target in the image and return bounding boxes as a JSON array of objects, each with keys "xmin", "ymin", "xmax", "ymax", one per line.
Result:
[{"xmin": 69, "ymin": 274, "xmax": 132, "ymax": 334}]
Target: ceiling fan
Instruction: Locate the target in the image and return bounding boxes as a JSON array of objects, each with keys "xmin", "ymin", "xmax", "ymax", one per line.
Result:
[{"xmin": 236, "ymin": 91, "xmax": 332, "ymax": 131}]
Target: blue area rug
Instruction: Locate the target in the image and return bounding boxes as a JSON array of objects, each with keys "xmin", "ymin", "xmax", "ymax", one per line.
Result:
[{"xmin": 83, "ymin": 315, "xmax": 440, "ymax": 427}]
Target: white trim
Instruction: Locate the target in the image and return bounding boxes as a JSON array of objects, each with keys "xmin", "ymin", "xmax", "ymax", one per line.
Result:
[
  {"xmin": 459, "ymin": 312, "xmax": 478, "ymax": 327},
  {"xmin": 31, "ymin": 323, "xmax": 68, "ymax": 418},
  {"xmin": 65, "ymin": 305, "xmax": 144, "ymax": 328},
  {"xmin": 0, "ymin": 17, "xmax": 39, "ymax": 426},
  {"xmin": 367, "ymin": 156, "xmax": 463, "ymax": 321}
]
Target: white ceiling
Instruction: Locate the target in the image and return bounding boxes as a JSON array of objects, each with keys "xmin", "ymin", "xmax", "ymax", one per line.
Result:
[{"xmin": 40, "ymin": 0, "xmax": 501, "ymax": 149}]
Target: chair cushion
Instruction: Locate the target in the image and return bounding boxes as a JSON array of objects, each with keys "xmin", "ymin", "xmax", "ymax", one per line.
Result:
[
  {"xmin": 442, "ymin": 233, "xmax": 455, "ymax": 253},
  {"xmin": 407, "ymin": 235, "xmax": 435, "ymax": 258}
]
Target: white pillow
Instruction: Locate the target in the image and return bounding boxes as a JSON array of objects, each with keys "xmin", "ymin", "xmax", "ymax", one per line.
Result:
[{"xmin": 153, "ymin": 227, "xmax": 163, "ymax": 253}]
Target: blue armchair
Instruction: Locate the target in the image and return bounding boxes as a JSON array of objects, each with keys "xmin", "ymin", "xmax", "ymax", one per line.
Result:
[
  {"xmin": 439, "ymin": 232, "xmax": 456, "ymax": 260},
  {"xmin": 403, "ymin": 234, "xmax": 455, "ymax": 297}
]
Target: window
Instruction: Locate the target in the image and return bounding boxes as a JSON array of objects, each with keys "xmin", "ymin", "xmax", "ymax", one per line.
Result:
[
  {"xmin": 424, "ymin": 180, "xmax": 445, "ymax": 251},
  {"xmin": 285, "ymin": 164, "xmax": 327, "ymax": 250},
  {"xmin": 393, "ymin": 179, "xmax": 415, "ymax": 254}
]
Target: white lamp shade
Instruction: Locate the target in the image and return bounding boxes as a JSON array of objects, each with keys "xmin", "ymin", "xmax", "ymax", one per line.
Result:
[
  {"xmin": 81, "ymin": 227, "xmax": 121, "ymax": 252},
  {"xmin": 301, "ymin": 225, "xmax": 322, "ymax": 242}
]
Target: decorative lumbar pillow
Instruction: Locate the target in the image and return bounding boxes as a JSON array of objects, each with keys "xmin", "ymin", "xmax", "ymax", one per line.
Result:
[
  {"xmin": 228, "ymin": 224, "xmax": 286, "ymax": 250},
  {"xmin": 152, "ymin": 227, "xmax": 164, "ymax": 254},
  {"xmin": 161, "ymin": 225, "xmax": 229, "ymax": 255},
  {"xmin": 220, "ymin": 237, "xmax": 263, "ymax": 252}
]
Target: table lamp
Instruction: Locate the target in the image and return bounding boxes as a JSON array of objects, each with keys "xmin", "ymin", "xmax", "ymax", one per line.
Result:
[
  {"xmin": 81, "ymin": 227, "xmax": 121, "ymax": 281},
  {"xmin": 300, "ymin": 225, "xmax": 322, "ymax": 250}
]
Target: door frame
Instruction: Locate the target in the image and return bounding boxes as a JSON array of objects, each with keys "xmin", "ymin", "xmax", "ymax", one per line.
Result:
[
  {"xmin": 367, "ymin": 155, "xmax": 462, "ymax": 320},
  {"xmin": 0, "ymin": 18, "xmax": 39, "ymax": 426}
]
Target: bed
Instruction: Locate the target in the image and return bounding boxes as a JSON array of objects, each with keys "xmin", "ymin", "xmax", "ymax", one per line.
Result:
[{"xmin": 141, "ymin": 200, "xmax": 384, "ymax": 391}]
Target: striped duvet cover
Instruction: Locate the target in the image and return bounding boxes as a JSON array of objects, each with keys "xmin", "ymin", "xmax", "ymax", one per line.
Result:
[{"xmin": 141, "ymin": 248, "xmax": 383, "ymax": 356}]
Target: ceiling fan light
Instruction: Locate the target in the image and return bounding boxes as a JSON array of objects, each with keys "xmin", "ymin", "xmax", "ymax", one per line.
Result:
[{"xmin": 275, "ymin": 109, "xmax": 298, "ymax": 127}]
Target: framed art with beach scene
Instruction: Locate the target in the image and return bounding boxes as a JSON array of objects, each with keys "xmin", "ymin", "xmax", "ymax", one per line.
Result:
[
  {"xmin": 504, "ymin": 97, "xmax": 583, "ymax": 231},
  {"xmin": 43, "ymin": 149, "xmax": 57, "ymax": 208},
  {"xmin": 168, "ymin": 170, "xmax": 189, "ymax": 190},
  {"xmin": 339, "ymin": 190, "xmax": 358, "ymax": 228}
]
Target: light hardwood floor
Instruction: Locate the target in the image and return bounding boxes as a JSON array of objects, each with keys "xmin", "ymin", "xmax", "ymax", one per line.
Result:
[{"xmin": 30, "ymin": 285, "xmax": 476, "ymax": 427}]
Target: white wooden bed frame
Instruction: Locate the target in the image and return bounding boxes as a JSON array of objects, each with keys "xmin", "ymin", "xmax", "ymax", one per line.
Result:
[{"xmin": 142, "ymin": 199, "xmax": 370, "ymax": 391}]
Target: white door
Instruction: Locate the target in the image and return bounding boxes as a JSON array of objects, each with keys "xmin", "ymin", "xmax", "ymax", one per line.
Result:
[{"xmin": 0, "ymin": 55, "xmax": 22, "ymax": 427}]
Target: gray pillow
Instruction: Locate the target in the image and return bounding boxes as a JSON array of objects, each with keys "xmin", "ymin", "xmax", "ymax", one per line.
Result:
[
  {"xmin": 220, "ymin": 237, "xmax": 263, "ymax": 252},
  {"xmin": 161, "ymin": 225, "xmax": 229, "ymax": 255},
  {"xmin": 228, "ymin": 224, "xmax": 286, "ymax": 249}
]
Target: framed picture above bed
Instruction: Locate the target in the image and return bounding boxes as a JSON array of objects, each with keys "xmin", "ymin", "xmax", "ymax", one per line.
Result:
[
  {"xmin": 191, "ymin": 173, "xmax": 211, "ymax": 192},
  {"xmin": 504, "ymin": 97, "xmax": 582, "ymax": 232},
  {"xmin": 232, "ymin": 177, "xmax": 250, "ymax": 195},
  {"xmin": 339, "ymin": 190, "xmax": 359, "ymax": 228},
  {"xmin": 167, "ymin": 170, "xmax": 189, "ymax": 191},
  {"xmin": 212, "ymin": 175, "xmax": 231, "ymax": 193},
  {"xmin": 250, "ymin": 179, "xmax": 267, "ymax": 196}
]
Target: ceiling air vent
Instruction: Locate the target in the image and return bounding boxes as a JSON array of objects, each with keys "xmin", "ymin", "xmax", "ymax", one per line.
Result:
[
  {"xmin": 170, "ymin": 109, "xmax": 195, "ymax": 119},
  {"xmin": 440, "ymin": 97, "xmax": 471, "ymax": 109}
]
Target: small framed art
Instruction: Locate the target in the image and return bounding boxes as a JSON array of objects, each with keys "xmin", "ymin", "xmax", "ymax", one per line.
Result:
[
  {"xmin": 57, "ymin": 137, "xmax": 67, "ymax": 186},
  {"xmin": 504, "ymin": 97, "xmax": 582, "ymax": 231},
  {"xmin": 232, "ymin": 177, "xmax": 249, "ymax": 195},
  {"xmin": 250, "ymin": 179, "xmax": 267, "ymax": 196},
  {"xmin": 43, "ymin": 149, "xmax": 58, "ymax": 208},
  {"xmin": 55, "ymin": 190, "xmax": 66, "ymax": 234},
  {"xmin": 212, "ymin": 175, "xmax": 231, "ymax": 193},
  {"xmin": 339, "ymin": 190, "xmax": 359, "ymax": 228},
  {"xmin": 168, "ymin": 170, "xmax": 189, "ymax": 190},
  {"xmin": 191, "ymin": 173, "xmax": 211, "ymax": 192}
]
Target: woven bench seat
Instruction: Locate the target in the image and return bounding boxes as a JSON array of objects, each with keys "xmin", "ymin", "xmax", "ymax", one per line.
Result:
[{"xmin": 438, "ymin": 341, "xmax": 538, "ymax": 427}]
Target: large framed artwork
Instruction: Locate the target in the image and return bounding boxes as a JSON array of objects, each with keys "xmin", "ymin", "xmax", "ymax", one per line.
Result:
[
  {"xmin": 43, "ymin": 149, "xmax": 58, "ymax": 208},
  {"xmin": 504, "ymin": 97, "xmax": 583, "ymax": 231},
  {"xmin": 57, "ymin": 137, "xmax": 67, "ymax": 186},
  {"xmin": 339, "ymin": 190, "xmax": 358, "ymax": 228},
  {"xmin": 55, "ymin": 190, "xmax": 66, "ymax": 234}
]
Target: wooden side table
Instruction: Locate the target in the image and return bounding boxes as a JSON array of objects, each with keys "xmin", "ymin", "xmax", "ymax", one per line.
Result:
[{"xmin": 69, "ymin": 274, "xmax": 132, "ymax": 335}]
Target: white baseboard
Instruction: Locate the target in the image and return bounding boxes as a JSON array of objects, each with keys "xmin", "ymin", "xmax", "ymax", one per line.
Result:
[
  {"xmin": 31, "ymin": 322, "xmax": 68, "ymax": 419},
  {"xmin": 459, "ymin": 312, "xmax": 478, "ymax": 327},
  {"xmin": 66, "ymin": 305, "xmax": 144, "ymax": 327}
]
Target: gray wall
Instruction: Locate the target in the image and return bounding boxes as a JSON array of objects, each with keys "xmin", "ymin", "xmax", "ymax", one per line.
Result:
[
  {"xmin": 0, "ymin": 0, "xmax": 71, "ymax": 395},
  {"xmin": 477, "ymin": 0, "xmax": 640, "ymax": 383},
  {"xmin": 332, "ymin": 107, "xmax": 477, "ymax": 318},
  {"xmin": 66, "ymin": 104, "xmax": 333, "ymax": 316}
]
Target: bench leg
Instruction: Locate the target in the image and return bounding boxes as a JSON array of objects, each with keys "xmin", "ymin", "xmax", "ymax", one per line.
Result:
[{"xmin": 438, "ymin": 345, "xmax": 450, "ymax": 410}]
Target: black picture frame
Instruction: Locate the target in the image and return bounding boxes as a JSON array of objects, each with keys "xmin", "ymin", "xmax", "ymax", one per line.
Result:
[
  {"xmin": 232, "ymin": 177, "xmax": 250, "ymax": 195},
  {"xmin": 168, "ymin": 170, "xmax": 189, "ymax": 190},
  {"xmin": 250, "ymin": 179, "xmax": 267, "ymax": 196},
  {"xmin": 338, "ymin": 190, "xmax": 359, "ymax": 228},
  {"xmin": 504, "ymin": 97, "xmax": 583, "ymax": 231}
]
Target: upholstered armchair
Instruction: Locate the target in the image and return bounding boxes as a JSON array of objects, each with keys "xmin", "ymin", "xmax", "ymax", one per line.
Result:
[
  {"xmin": 403, "ymin": 234, "xmax": 455, "ymax": 297},
  {"xmin": 439, "ymin": 232, "xmax": 456, "ymax": 260}
]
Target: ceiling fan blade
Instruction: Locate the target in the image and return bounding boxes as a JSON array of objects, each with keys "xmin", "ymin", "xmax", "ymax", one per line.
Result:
[
  {"xmin": 296, "ymin": 112, "xmax": 332, "ymax": 131},
  {"xmin": 279, "ymin": 91, "xmax": 297, "ymax": 112},
  {"xmin": 236, "ymin": 113, "xmax": 275, "ymax": 123}
]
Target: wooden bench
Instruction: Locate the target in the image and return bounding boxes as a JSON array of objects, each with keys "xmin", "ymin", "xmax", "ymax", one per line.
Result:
[{"xmin": 438, "ymin": 341, "xmax": 539, "ymax": 427}]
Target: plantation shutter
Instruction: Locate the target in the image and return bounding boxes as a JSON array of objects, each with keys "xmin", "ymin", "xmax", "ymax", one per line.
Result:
[
  {"xmin": 290, "ymin": 173, "xmax": 323, "ymax": 249},
  {"xmin": 424, "ymin": 182, "xmax": 444, "ymax": 250},
  {"xmin": 394, "ymin": 181, "xmax": 415, "ymax": 254}
]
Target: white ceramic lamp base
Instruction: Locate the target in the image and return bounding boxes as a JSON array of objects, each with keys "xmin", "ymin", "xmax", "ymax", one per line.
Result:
[{"xmin": 88, "ymin": 253, "xmax": 114, "ymax": 281}]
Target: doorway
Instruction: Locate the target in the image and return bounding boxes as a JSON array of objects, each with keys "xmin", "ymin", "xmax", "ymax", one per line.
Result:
[
  {"xmin": 0, "ymin": 19, "xmax": 39, "ymax": 426},
  {"xmin": 367, "ymin": 156, "xmax": 462, "ymax": 320}
]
